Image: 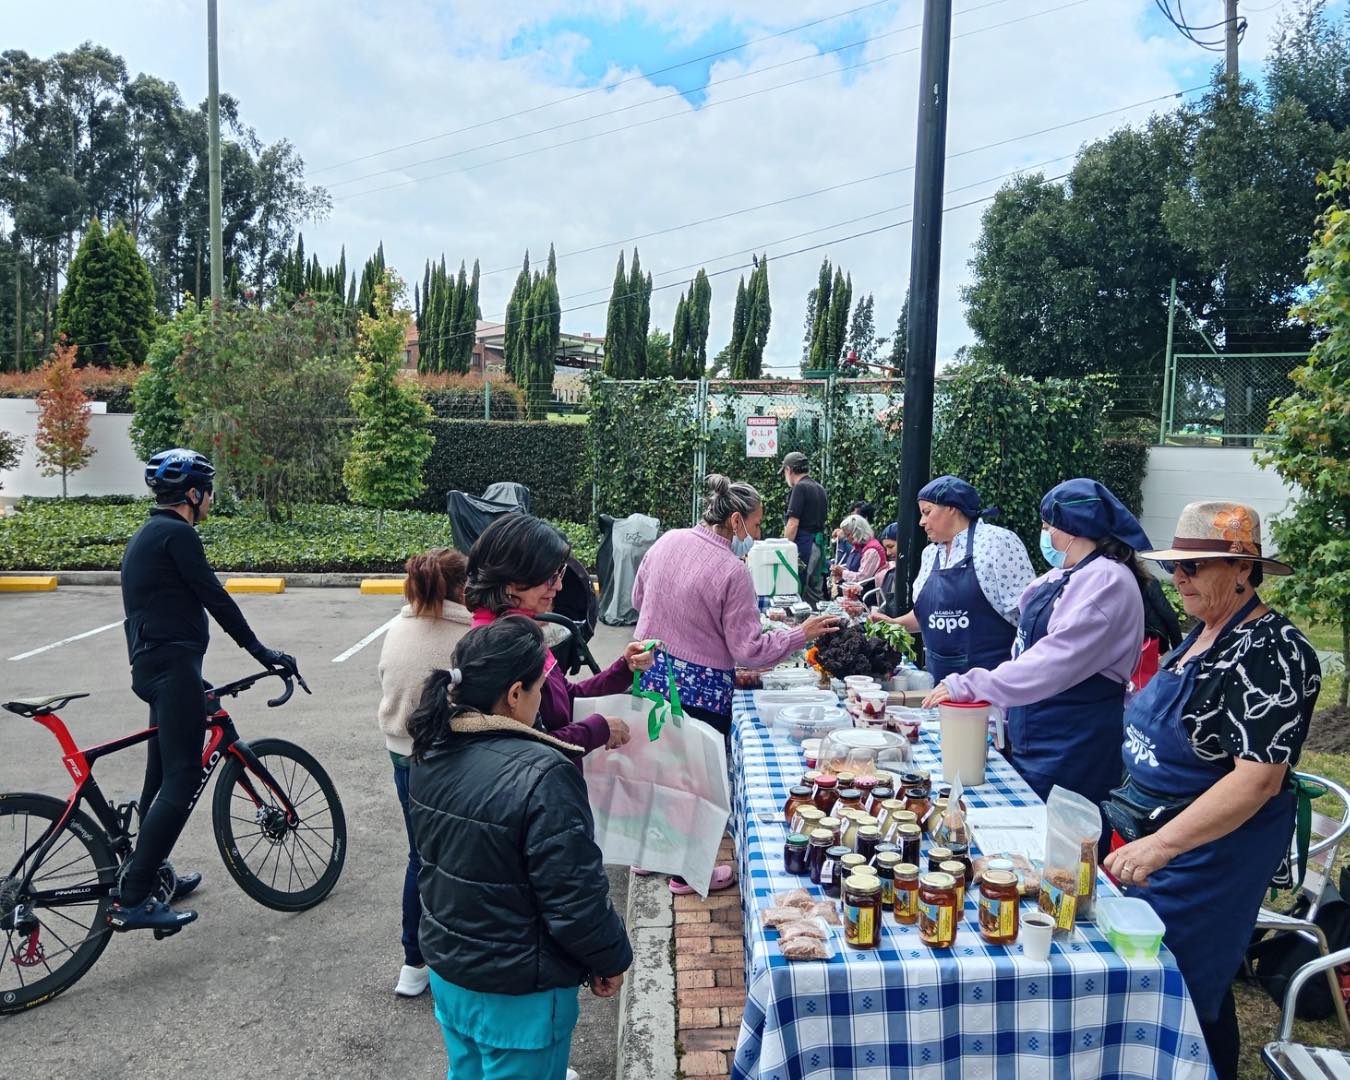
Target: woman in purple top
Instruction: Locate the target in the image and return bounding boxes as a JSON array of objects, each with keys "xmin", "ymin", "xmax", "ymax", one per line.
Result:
[
  {"xmin": 925, "ymin": 478, "xmax": 1150, "ymax": 810},
  {"xmin": 465, "ymin": 514, "xmax": 658, "ymax": 759}
]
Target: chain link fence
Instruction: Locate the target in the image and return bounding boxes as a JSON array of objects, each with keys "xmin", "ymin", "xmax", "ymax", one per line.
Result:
[{"xmin": 1160, "ymin": 352, "xmax": 1309, "ymax": 445}]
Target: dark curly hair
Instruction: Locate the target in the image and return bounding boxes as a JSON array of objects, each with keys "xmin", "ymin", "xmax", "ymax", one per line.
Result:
[{"xmin": 464, "ymin": 514, "xmax": 571, "ymax": 615}]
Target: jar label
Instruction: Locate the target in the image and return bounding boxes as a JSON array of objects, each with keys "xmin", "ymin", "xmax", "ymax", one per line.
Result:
[
  {"xmin": 896, "ymin": 887, "xmax": 918, "ymax": 918},
  {"xmin": 980, "ymin": 896, "xmax": 1015, "ymax": 937},
  {"xmin": 880, "ymin": 880, "xmax": 894, "ymax": 907},
  {"xmin": 845, "ymin": 904, "xmax": 875, "ymax": 946},
  {"xmin": 919, "ymin": 899, "xmax": 952, "ymax": 942},
  {"xmin": 820, "ymin": 859, "xmax": 835, "ymax": 886},
  {"xmin": 1077, "ymin": 859, "xmax": 1094, "ymax": 896}
]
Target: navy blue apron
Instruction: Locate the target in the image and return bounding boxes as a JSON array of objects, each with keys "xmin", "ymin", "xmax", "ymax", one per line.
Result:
[
  {"xmin": 1121, "ymin": 595, "xmax": 1293, "ymax": 1023},
  {"xmin": 1004, "ymin": 551, "xmax": 1125, "ymax": 807},
  {"xmin": 914, "ymin": 521, "xmax": 1016, "ymax": 685}
]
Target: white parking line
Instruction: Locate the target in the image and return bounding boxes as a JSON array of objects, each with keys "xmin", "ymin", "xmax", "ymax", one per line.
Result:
[
  {"xmin": 9, "ymin": 620, "xmax": 124, "ymax": 662},
  {"xmin": 331, "ymin": 615, "xmax": 400, "ymax": 663}
]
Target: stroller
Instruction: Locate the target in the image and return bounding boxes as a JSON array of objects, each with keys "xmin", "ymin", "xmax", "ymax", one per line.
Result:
[{"xmin": 445, "ymin": 481, "xmax": 600, "ymax": 676}]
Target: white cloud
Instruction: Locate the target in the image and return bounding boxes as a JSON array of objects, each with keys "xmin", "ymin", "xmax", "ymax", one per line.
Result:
[{"xmin": 6, "ymin": 0, "xmax": 1306, "ymax": 372}]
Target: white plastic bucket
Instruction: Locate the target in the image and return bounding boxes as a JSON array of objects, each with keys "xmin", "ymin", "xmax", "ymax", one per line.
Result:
[{"xmin": 746, "ymin": 539, "xmax": 801, "ymax": 596}]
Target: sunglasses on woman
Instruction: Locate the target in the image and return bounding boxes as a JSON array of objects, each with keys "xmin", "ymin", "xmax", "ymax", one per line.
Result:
[{"xmin": 1161, "ymin": 559, "xmax": 1203, "ymax": 577}]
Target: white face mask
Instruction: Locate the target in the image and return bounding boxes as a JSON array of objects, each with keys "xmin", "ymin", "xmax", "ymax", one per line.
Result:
[{"xmin": 730, "ymin": 516, "xmax": 755, "ymax": 558}]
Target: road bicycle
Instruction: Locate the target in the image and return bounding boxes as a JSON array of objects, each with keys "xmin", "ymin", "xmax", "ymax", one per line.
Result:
[{"xmin": 0, "ymin": 667, "xmax": 346, "ymax": 1014}]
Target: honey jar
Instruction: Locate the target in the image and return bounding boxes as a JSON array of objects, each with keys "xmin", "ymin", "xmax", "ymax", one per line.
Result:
[
  {"xmin": 894, "ymin": 863, "xmax": 920, "ymax": 924},
  {"xmin": 978, "ymin": 870, "xmax": 1020, "ymax": 945},
  {"xmin": 843, "ymin": 874, "xmax": 883, "ymax": 949},
  {"xmin": 918, "ymin": 872, "xmax": 959, "ymax": 948}
]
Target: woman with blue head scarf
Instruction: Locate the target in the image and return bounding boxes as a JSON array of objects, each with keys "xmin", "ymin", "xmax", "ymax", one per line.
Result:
[
  {"xmin": 925, "ymin": 478, "xmax": 1151, "ymax": 810},
  {"xmin": 871, "ymin": 475, "xmax": 1035, "ymax": 682}
]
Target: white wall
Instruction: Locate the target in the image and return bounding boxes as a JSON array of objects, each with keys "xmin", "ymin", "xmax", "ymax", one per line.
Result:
[
  {"xmin": 0, "ymin": 398, "xmax": 144, "ymax": 501},
  {"xmin": 1140, "ymin": 446, "xmax": 1298, "ymax": 556}
]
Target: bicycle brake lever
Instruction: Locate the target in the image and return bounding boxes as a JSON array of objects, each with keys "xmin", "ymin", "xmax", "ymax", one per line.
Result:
[{"xmin": 295, "ymin": 672, "xmax": 312, "ymax": 695}]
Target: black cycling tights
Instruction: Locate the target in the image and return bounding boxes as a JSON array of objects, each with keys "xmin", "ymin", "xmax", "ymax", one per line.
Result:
[{"xmin": 121, "ymin": 649, "xmax": 208, "ymax": 906}]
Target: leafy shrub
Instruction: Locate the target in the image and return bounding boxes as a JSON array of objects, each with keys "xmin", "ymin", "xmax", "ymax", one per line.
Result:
[
  {"xmin": 1099, "ymin": 436, "xmax": 1150, "ymax": 516},
  {"xmin": 130, "ymin": 308, "xmax": 204, "ymax": 456},
  {"xmin": 0, "ymin": 366, "xmax": 140, "ymax": 409},
  {"xmin": 551, "ymin": 519, "xmax": 599, "ymax": 571},
  {"xmin": 418, "ymin": 373, "xmax": 525, "ymax": 420},
  {"xmin": 419, "ymin": 419, "xmax": 588, "ymax": 522}
]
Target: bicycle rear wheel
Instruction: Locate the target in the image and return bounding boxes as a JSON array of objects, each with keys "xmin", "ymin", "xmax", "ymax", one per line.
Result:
[
  {"xmin": 212, "ymin": 738, "xmax": 346, "ymax": 912},
  {"xmin": 0, "ymin": 792, "xmax": 117, "ymax": 1014}
]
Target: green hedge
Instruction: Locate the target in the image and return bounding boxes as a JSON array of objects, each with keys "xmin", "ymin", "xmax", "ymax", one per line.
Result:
[
  {"xmin": 419, "ymin": 419, "xmax": 589, "ymax": 522},
  {"xmin": 420, "ymin": 378, "xmax": 526, "ymax": 421},
  {"xmin": 0, "ymin": 498, "xmax": 597, "ymax": 572},
  {"xmin": 1099, "ymin": 437, "xmax": 1151, "ymax": 516}
]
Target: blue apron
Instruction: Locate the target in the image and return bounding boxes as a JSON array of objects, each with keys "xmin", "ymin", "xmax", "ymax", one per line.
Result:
[
  {"xmin": 1120, "ymin": 595, "xmax": 1293, "ymax": 1023},
  {"xmin": 914, "ymin": 521, "xmax": 1016, "ymax": 685},
  {"xmin": 1005, "ymin": 551, "xmax": 1125, "ymax": 807}
]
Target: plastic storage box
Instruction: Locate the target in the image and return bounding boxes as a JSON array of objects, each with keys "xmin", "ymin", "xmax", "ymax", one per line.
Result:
[
  {"xmin": 1095, "ymin": 897, "xmax": 1166, "ymax": 960},
  {"xmin": 773, "ymin": 704, "xmax": 853, "ymax": 744}
]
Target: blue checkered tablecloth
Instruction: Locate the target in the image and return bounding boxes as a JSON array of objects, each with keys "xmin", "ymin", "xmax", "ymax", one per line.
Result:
[{"xmin": 729, "ymin": 691, "xmax": 1214, "ymax": 1080}]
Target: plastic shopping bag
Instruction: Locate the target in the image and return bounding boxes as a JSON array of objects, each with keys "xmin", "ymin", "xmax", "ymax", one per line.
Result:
[{"xmin": 579, "ymin": 692, "xmax": 731, "ymax": 897}]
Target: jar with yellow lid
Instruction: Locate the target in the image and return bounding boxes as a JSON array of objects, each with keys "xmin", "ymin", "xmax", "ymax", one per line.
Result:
[
  {"xmin": 843, "ymin": 874, "xmax": 883, "ymax": 949},
  {"xmin": 918, "ymin": 872, "xmax": 959, "ymax": 948}
]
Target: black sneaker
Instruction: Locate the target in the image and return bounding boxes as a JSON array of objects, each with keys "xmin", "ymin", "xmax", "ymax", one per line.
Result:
[{"xmin": 107, "ymin": 897, "xmax": 198, "ymax": 934}]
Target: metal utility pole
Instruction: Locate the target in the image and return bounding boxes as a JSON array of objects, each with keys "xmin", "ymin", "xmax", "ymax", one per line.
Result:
[
  {"xmin": 1225, "ymin": 0, "xmax": 1240, "ymax": 82},
  {"xmin": 893, "ymin": 0, "xmax": 953, "ymax": 613},
  {"xmin": 207, "ymin": 0, "xmax": 224, "ymax": 310}
]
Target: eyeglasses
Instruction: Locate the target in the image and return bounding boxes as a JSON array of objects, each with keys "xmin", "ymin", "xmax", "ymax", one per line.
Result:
[
  {"xmin": 1162, "ymin": 559, "xmax": 1203, "ymax": 577},
  {"xmin": 546, "ymin": 565, "xmax": 567, "ymax": 587}
]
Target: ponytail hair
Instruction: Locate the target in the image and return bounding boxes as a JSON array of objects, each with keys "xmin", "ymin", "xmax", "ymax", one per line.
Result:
[
  {"xmin": 408, "ymin": 616, "xmax": 548, "ymax": 761},
  {"xmin": 404, "ymin": 547, "xmax": 468, "ymax": 617},
  {"xmin": 701, "ymin": 473, "xmax": 762, "ymax": 527}
]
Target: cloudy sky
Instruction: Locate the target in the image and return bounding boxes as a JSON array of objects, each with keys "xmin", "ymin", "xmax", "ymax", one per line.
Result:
[{"xmin": 8, "ymin": 0, "xmax": 1311, "ymax": 372}]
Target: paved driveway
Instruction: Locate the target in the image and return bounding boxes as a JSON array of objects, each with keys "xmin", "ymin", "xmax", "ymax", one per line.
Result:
[{"xmin": 0, "ymin": 587, "xmax": 634, "ymax": 1080}]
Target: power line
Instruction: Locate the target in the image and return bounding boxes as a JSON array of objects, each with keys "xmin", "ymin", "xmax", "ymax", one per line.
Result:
[{"xmin": 335, "ymin": 0, "xmax": 1097, "ymax": 202}]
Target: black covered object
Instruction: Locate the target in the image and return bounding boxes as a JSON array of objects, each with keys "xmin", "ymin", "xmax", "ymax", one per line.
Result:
[
  {"xmin": 548, "ymin": 559, "xmax": 599, "ymax": 677},
  {"xmin": 445, "ymin": 482, "xmax": 532, "ymax": 554}
]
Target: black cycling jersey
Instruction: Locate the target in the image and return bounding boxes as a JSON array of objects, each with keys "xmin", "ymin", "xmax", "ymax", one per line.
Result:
[{"xmin": 121, "ymin": 509, "xmax": 261, "ymax": 662}]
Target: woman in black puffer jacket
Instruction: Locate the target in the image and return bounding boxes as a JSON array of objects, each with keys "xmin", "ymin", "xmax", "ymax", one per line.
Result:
[{"xmin": 408, "ymin": 616, "xmax": 632, "ymax": 1080}]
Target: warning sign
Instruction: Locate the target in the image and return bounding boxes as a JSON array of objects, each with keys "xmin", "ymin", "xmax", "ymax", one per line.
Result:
[{"xmin": 745, "ymin": 415, "xmax": 779, "ymax": 458}]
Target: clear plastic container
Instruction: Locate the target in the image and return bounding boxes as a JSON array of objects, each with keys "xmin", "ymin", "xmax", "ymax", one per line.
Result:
[
  {"xmin": 774, "ymin": 704, "xmax": 854, "ymax": 744},
  {"xmin": 762, "ymin": 667, "xmax": 821, "ymax": 691},
  {"xmin": 818, "ymin": 728, "xmax": 912, "ymax": 775},
  {"xmin": 1095, "ymin": 897, "xmax": 1166, "ymax": 960},
  {"xmin": 754, "ymin": 689, "xmax": 838, "ymax": 727}
]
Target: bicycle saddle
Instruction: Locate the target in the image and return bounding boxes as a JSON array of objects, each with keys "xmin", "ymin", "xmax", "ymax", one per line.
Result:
[{"xmin": 2, "ymin": 692, "xmax": 90, "ymax": 717}]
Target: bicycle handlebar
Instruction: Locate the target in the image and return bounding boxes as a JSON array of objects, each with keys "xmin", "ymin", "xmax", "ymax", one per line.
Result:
[{"xmin": 206, "ymin": 666, "xmax": 311, "ymax": 708}]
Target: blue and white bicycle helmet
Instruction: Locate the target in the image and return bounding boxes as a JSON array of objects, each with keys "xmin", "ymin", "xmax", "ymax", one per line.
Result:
[{"xmin": 144, "ymin": 448, "xmax": 215, "ymax": 499}]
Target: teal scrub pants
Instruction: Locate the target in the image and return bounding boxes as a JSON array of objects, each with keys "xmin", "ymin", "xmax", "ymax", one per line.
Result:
[{"xmin": 429, "ymin": 970, "xmax": 579, "ymax": 1080}]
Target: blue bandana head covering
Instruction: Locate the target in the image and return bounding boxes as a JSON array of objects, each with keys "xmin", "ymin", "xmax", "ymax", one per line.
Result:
[
  {"xmin": 1040, "ymin": 478, "xmax": 1151, "ymax": 551},
  {"xmin": 916, "ymin": 475, "xmax": 996, "ymax": 519}
]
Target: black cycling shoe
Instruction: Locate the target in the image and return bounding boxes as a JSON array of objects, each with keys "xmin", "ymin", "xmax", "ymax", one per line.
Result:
[
  {"xmin": 106, "ymin": 897, "xmax": 198, "ymax": 934},
  {"xmin": 170, "ymin": 871, "xmax": 202, "ymax": 901}
]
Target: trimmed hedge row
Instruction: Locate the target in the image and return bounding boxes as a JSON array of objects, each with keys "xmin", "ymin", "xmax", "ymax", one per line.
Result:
[
  {"xmin": 1100, "ymin": 437, "xmax": 1151, "ymax": 516},
  {"xmin": 420, "ymin": 375, "xmax": 526, "ymax": 420},
  {"xmin": 417, "ymin": 419, "xmax": 589, "ymax": 522}
]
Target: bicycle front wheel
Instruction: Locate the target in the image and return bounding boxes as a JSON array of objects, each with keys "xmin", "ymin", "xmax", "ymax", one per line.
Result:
[
  {"xmin": 211, "ymin": 739, "xmax": 346, "ymax": 912},
  {"xmin": 0, "ymin": 792, "xmax": 117, "ymax": 1014}
]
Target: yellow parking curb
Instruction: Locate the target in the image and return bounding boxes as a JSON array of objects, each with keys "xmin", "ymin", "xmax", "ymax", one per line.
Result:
[
  {"xmin": 360, "ymin": 577, "xmax": 406, "ymax": 595},
  {"xmin": 0, "ymin": 575, "xmax": 58, "ymax": 592},
  {"xmin": 224, "ymin": 577, "xmax": 285, "ymax": 594}
]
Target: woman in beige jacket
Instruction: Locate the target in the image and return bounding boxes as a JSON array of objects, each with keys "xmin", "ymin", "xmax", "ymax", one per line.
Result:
[{"xmin": 376, "ymin": 547, "xmax": 472, "ymax": 999}]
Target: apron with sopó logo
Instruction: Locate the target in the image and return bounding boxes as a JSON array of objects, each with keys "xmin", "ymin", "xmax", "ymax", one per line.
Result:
[{"xmin": 913, "ymin": 521, "xmax": 1015, "ymax": 683}]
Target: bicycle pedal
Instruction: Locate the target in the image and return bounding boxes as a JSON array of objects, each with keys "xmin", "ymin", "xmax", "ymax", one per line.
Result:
[{"xmin": 152, "ymin": 926, "xmax": 182, "ymax": 941}]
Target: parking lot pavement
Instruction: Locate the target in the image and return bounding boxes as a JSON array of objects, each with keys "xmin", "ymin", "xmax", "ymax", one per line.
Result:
[{"xmin": 0, "ymin": 587, "xmax": 637, "ymax": 1080}]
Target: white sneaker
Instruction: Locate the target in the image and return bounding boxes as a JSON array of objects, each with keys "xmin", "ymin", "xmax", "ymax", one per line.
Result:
[{"xmin": 394, "ymin": 964, "xmax": 430, "ymax": 997}]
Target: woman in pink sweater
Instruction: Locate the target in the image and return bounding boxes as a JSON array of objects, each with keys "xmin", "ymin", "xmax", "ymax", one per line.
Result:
[{"xmin": 633, "ymin": 474, "xmax": 839, "ymax": 740}]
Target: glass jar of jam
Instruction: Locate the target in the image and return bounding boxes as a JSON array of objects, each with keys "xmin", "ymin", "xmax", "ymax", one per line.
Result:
[
  {"xmin": 802, "ymin": 768, "xmax": 822, "ymax": 789},
  {"xmin": 856, "ymin": 826, "xmax": 882, "ymax": 862},
  {"xmin": 812, "ymin": 775, "xmax": 839, "ymax": 814},
  {"xmin": 836, "ymin": 771, "xmax": 857, "ymax": 791},
  {"xmin": 838, "ymin": 812, "xmax": 862, "ymax": 852},
  {"xmin": 874, "ymin": 841, "xmax": 901, "ymax": 862},
  {"xmin": 925, "ymin": 797, "xmax": 948, "ymax": 836},
  {"xmin": 784, "ymin": 832, "xmax": 811, "ymax": 875},
  {"xmin": 820, "ymin": 845, "xmax": 851, "ymax": 898},
  {"xmin": 836, "ymin": 788, "xmax": 864, "ymax": 816},
  {"xmin": 901, "ymin": 771, "xmax": 930, "ymax": 798},
  {"xmin": 874, "ymin": 851, "xmax": 901, "ymax": 908},
  {"xmin": 791, "ymin": 804, "xmax": 825, "ymax": 837},
  {"xmin": 946, "ymin": 841, "xmax": 973, "ymax": 882},
  {"xmin": 978, "ymin": 869, "xmax": 1020, "ymax": 945},
  {"xmin": 839, "ymin": 852, "xmax": 869, "ymax": 881},
  {"xmin": 853, "ymin": 775, "xmax": 880, "ymax": 809},
  {"xmin": 904, "ymin": 786, "xmax": 931, "ymax": 821},
  {"xmin": 783, "ymin": 785, "xmax": 814, "ymax": 825},
  {"xmin": 843, "ymin": 874, "xmax": 883, "ymax": 949},
  {"xmin": 807, "ymin": 829, "xmax": 834, "ymax": 884},
  {"xmin": 894, "ymin": 863, "xmax": 920, "ymax": 924},
  {"xmin": 939, "ymin": 859, "xmax": 968, "ymax": 909},
  {"xmin": 897, "ymin": 823, "xmax": 922, "ymax": 867},
  {"xmin": 818, "ymin": 816, "xmax": 843, "ymax": 846},
  {"xmin": 868, "ymin": 785, "xmax": 894, "ymax": 815},
  {"xmin": 927, "ymin": 846, "xmax": 954, "ymax": 875},
  {"xmin": 875, "ymin": 798, "xmax": 906, "ymax": 837},
  {"xmin": 918, "ymin": 871, "xmax": 959, "ymax": 948}
]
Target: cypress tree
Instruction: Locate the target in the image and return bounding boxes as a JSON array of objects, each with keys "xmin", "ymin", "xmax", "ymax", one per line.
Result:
[
  {"xmin": 807, "ymin": 258, "xmax": 833, "ymax": 372},
  {"xmin": 57, "ymin": 219, "xmax": 157, "ymax": 368},
  {"xmin": 627, "ymin": 249, "xmax": 650, "ymax": 377},
  {"xmin": 728, "ymin": 277, "xmax": 748, "ymax": 378},
  {"xmin": 826, "ymin": 269, "xmax": 852, "ymax": 368},
  {"xmin": 455, "ymin": 258, "xmax": 480, "ymax": 374},
  {"xmin": 738, "ymin": 256, "xmax": 771, "ymax": 378},
  {"xmin": 690, "ymin": 268, "xmax": 712, "ymax": 373},
  {"xmin": 603, "ymin": 251, "xmax": 629, "ymax": 377},
  {"xmin": 505, "ymin": 251, "xmax": 531, "ymax": 385},
  {"xmin": 670, "ymin": 293, "xmax": 690, "ymax": 379}
]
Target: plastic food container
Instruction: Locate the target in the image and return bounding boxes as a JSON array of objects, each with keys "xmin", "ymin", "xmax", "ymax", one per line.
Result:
[
  {"xmin": 754, "ymin": 689, "xmax": 839, "ymax": 727},
  {"xmin": 1095, "ymin": 897, "xmax": 1166, "ymax": 960},
  {"xmin": 773, "ymin": 704, "xmax": 854, "ymax": 744},
  {"xmin": 818, "ymin": 728, "xmax": 912, "ymax": 775},
  {"xmin": 762, "ymin": 667, "xmax": 821, "ymax": 691}
]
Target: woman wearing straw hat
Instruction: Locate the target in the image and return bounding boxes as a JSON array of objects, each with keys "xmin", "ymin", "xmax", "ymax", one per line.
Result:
[
  {"xmin": 924, "ymin": 478, "xmax": 1152, "ymax": 809},
  {"xmin": 870, "ymin": 475, "xmax": 1035, "ymax": 683},
  {"xmin": 1100, "ymin": 502, "xmax": 1320, "ymax": 1080}
]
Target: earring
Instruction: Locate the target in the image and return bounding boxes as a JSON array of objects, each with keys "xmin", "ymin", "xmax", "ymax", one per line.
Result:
[{"xmin": 1235, "ymin": 582, "xmax": 1245, "ymax": 594}]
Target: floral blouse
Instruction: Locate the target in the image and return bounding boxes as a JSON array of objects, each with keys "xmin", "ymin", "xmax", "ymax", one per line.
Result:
[{"xmin": 1174, "ymin": 611, "xmax": 1321, "ymax": 767}]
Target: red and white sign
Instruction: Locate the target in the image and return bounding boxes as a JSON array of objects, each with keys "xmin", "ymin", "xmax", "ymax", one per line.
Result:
[{"xmin": 745, "ymin": 415, "xmax": 779, "ymax": 458}]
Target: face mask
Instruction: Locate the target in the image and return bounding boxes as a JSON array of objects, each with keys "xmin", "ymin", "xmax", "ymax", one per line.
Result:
[
  {"xmin": 730, "ymin": 517, "xmax": 755, "ymax": 558},
  {"xmin": 1040, "ymin": 529, "xmax": 1065, "ymax": 569}
]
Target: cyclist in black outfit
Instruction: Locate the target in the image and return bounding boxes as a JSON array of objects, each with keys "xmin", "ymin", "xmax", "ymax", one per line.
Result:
[{"xmin": 109, "ymin": 448, "xmax": 299, "ymax": 933}]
